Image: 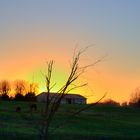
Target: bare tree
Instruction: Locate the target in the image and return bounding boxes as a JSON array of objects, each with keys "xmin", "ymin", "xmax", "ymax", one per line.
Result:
[
  {"xmin": 129, "ymin": 87, "xmax": 140, "ymax": 107},
  {"xmin": 28, "ymin": 82, "xmax": 39, "ymax": 94},
  {"xmin": 0, "ymin": 80, "xmax": 11, "ymax": 100},
  {"xmin": 14, "ymin": 80, "xmax": 28, "ymax": 95},
  {"xmin": 38, "ymin": 48, "xmax": 106, "ymax": 140},
  {"xmin": 14, "ymin": 80, "xmax": 28, "ymax": 101},
  {"xmin": 25, "ymin": 82, "xmax": 39, "ymax": 101}
]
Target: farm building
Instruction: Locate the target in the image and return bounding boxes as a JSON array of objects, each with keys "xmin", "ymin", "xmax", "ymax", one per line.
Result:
[{"xmin": 37, "ymin": 92, "xmax": 87, "ymax": 104}]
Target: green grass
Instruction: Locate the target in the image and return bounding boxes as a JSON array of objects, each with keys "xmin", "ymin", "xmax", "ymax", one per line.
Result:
[{"xmin": 0, "ymin": 101, "xmax": 140, "ymax": 139}]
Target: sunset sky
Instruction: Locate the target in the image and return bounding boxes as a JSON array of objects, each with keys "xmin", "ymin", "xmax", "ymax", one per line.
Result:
[{"xmin": 0, "ymin": 0, "xmax": 140, "ymax": 103}]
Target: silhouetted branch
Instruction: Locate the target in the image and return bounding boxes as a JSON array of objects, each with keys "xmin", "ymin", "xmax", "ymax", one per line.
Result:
[{"xmin": 38, "ymin": 47, "xmax": 106, "ymax": 140}]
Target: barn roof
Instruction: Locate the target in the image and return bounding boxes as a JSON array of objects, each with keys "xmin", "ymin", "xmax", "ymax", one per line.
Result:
[{"xmin": 37, "ymin": 92, "xmax": 86, "ymax": 99}]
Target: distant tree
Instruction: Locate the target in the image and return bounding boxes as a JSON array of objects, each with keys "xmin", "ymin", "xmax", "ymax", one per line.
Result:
[
  {"xmin": 37, "ymin": 48, "xmax": 106, "ymax": 140},
  {"xmin": 0, "ymin": 80, "xmax": 11, "ymax": 100},
  {"xmin": 14, "ymin": 80, "xmax": 27, "ymax": 95},
  {"xmin": 129, "ymin": 87, "xmax": 140, "ymax": 107},
  {"xmin": 121, "ymin": 101, "xmax": 128, "ymax": 107},
  {"xmin": 14, "ymin": 80, "xmax": 28, "ymax": 101},
  {"xmin": 24, "ymin": 82, "xmax": 38, "ymax": 101},
  {"xmin": 28, "ymin": 82, "xmax": 39, "ymax": 94},
  {"xmin": 102, "ymin": 99, "xmax": 120, "ymax": 106}
]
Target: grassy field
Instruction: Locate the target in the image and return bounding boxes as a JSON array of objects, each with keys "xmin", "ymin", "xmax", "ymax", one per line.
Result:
[{"xmin": 0, "ymin": 101, "xmax": 140, "ymax": 139}]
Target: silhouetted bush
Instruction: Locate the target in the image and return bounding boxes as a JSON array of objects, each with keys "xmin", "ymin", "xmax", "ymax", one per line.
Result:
[
  {"xmin": 24, "ymin": 92, "xmax": 36, "ymax": 101},
  {"xmin": 1, "ymin": 94, "xmax": 10, "ymax": 101},
  {"xmin": 14, "ymin": 93, "xmax": 25, "ymax": 101}
]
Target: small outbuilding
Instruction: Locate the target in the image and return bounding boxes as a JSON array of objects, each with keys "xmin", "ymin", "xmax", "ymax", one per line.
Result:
[{"xmin": 37, "ymin": 92, "xmax": 87, "ymax": 104}]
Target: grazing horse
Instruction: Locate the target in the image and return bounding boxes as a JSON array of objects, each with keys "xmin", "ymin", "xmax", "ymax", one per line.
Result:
[
  {"xmin": 16, "ymin": 106, "xmax": 21, "ymax": 112},
  {"xmin": 30, "ymin": 104, "xmax": 37, "ymax": 112}
]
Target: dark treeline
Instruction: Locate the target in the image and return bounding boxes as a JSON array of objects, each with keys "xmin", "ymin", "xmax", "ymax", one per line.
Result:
[
  {"xmin": 98, "ymin": 87, "xmax": 140, "ymax": 108},
  {"xmin": 98, "ymin": 96, "xmax": 140, "ymax": 108},
  {"xmin": 0, "ymin": 79, "xmax": 140, "ymax": 109},
  {"xmin": 0, "ymin": 80, "xmax": 38, "ymax": 101}
]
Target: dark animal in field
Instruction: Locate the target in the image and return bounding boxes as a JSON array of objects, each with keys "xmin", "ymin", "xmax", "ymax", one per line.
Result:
[
  {"xmin": 16, "ymin": 106, "xmax": 21, "ymax": 112},
  {"xmin": 30, "ymin": 104, "xmax": 37, "ymax": 112}
]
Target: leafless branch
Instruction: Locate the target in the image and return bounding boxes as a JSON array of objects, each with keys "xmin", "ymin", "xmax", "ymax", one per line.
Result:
[{"xmin": 38, "ymin": 47, "xmax": 106, "ymax": 139}]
